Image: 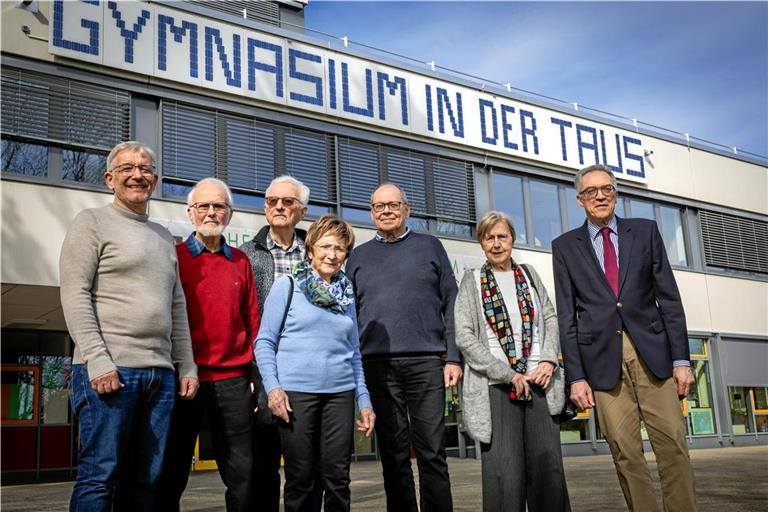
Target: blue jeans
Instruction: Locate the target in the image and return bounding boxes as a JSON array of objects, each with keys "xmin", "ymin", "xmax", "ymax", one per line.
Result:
[{"xmin": 69, "ymin": 364, "xmax": 175, "ymax": 512}]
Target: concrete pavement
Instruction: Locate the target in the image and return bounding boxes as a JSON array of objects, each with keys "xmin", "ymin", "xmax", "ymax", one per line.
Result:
[{"xmin": 2, "ymin": 445, "xmax": 766, "ymax": 511}]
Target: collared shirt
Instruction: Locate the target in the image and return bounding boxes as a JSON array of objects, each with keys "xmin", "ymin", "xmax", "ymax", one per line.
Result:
[
  {"xmin": 584, "ymin": 217, "xmax": 689, "ymax": 369},
  {"xmin": 266, "ymin": 231, "xmax": 305, "ymax": 278},
  {"xmin": 587, "ymin": 215, "xmax": 618, "ymax": 271},
  {"xmin": 374, "ymin": 227, "xmax": 411, "ymax": 244},
  {"xmin": 185, "ymin": 233, "xmax": 233, "ymax": 260}
]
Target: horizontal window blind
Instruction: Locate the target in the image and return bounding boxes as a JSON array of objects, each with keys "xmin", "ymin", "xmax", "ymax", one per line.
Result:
[
  {"xmin": 699, "ymin": 210, "xmax": 768, "ymax": 274},
  {"xmin": 433, "ymin": 159, "xmax": 475, "ymax": 222},
  {"xmin": 185, "ymin": 0, "xmax": 280, "ymax": 26},
  {"xmin": 161, "ymin": 101, "xmax": 334, "ymax": 202},
  {"xmin": 162, "ymin": 103, "xmax": 216, "ymax": 182},
  {"xmin": 385, "ymin": 150, "xmax": 428, "ymax": 214},
  {"xmin": 338, "ymin": 138, "xmax": 379, "ymax": 206},
  {"xmin": 284, "ymin": 128, "xmax": 333, "ymax": 202},
  {"xmin": 1, "ymin": 68, "xmax": 129, "ymax": 150}
]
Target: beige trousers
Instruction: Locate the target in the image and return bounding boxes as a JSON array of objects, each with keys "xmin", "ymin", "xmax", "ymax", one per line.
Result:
[{"xmin": 594, "ymin": 332, "xmax": 697, "ymax": 512}]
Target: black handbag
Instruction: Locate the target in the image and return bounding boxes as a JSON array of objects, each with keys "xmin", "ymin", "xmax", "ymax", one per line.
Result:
[
  {"xmin": 252, "ymin": 277, "xmax": 293, "ymax": 427},
  {"xmin": 557, "ymin": 363, "xmax": 579, "ymax": 423}
]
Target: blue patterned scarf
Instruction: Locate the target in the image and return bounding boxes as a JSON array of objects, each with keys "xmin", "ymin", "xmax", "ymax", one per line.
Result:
[{"xmin": 292, "ymin": 260, "xmax": 354, "ymax": 314}]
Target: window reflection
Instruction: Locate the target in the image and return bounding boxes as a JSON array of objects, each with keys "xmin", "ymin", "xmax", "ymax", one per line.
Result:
[
  {"xmin": 628, "ymin": 198, "xmax": 655, "ymax": 220},
  {"xmin": 1, "ymin": 140, "xmax": 48, "ymax": 177},
  {"xmin": 729, "ymin": 386, "xmax": 753, "ymax": 434},
  {"xmin": 491, "ymin": 173, "xmax": 526, "ymax": 244},
  {"xmin": 660, "ymin": 205, "xmax": 688, "ymax": 266},
  {"xmin": 529, "ymin": 180, "xmax": 561, "ymax": 249},
  {"xmin": 564, "ymin": 186, "xmax": 586, "ymax": 230},
  {"xmin": 685, "ymin": 360, "xmax": 716, "ymax": 435},
  {"xmin": 62, "ymin": 149, "xmax": 106, "ymax": 185}
]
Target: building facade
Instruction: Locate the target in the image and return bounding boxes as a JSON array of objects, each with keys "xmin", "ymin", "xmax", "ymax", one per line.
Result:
[{"xmin": 2, "ymin": 0, "xmax": 766, "ymax": 482}]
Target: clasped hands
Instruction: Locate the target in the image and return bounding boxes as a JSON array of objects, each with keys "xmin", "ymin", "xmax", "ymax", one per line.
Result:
[
  {"xmin": 267, "ymin": 387, "xmax": 376, "ymax": 437},
  {"xmin": 510, "ymin": 361, "xmax": 556, "ymax": 399}
]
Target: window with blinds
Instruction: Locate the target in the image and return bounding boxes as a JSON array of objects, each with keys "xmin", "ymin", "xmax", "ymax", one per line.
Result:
[
  {"xmin": 161, "ymin": 101, "xmax": 334, "ymax": 203},
  {"xmin": 337, "ymin": 136, "xmax": 476, "ymax": 231},
  {"xmin": 1, "ymin": 67, "xmax": 130, "ymax": 183},
  {"xmin": 185, "ymin": 0, "xmax": 280, "ymax": 26},
  {"xmin": 699, "ymin": 210, "xmax": 768, "ymax": 274}
]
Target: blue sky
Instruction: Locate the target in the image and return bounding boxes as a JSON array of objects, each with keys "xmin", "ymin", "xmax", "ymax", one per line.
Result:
[{"xmin": 305, "ymin": 1, "xmax": 768, "ymax": 158}]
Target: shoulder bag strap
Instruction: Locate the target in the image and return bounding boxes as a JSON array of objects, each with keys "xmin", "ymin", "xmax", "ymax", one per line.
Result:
[{"xmin": 275, "ymin": 276, "xmax": 294, "ymax": 352}]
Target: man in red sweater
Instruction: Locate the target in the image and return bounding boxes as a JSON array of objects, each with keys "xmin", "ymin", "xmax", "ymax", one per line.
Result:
[{"xmin": 155, "ymin": 178, "xmax": 260, "ymax": 512}]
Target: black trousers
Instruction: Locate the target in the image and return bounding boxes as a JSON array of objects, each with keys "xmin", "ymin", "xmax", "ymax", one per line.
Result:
[
  {"xmin": 154, "ymin": 376, "xmax": 254, "ymax": 512},
  {"xmin": 363, "ymin": 358, "xmax": 453, "ymax": 512},
  {"xmin": 481, "ymin": 384, "xmax": 571, "ymax": 512},
  {"xmin": 251, "ymin": 421, "xmax": 283, "ymax": 512},
  {"xmin": 279, "ymin": 390, "xmax": 355, "ymax": 512}
]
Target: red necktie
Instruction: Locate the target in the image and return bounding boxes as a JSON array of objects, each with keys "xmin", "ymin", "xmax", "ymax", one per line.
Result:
[{"xmin": 600, "ymin": 227, "xmax": 619, "ymax": 296}]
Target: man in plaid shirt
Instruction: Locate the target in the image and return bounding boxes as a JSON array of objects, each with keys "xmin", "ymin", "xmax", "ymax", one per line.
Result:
[{"xmin": 239, "ymin": 175, "xmax": 309, "ymax": 512}]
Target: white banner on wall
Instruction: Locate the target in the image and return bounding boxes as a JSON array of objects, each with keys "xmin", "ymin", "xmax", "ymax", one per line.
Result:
[{"xmin": 49, "ymin": 0, "xmax": 648, "ymax": 183}]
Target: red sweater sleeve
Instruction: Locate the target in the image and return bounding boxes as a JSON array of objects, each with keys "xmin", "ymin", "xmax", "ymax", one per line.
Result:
[{"xmin": 241, "ymin": 254, "xmax": 260, "ymax": 355}]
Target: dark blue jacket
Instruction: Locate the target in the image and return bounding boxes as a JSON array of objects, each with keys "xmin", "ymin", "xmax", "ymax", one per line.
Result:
[{"xmin": 552, "ymin": 217, "xmax": 690, "ymax": 391}]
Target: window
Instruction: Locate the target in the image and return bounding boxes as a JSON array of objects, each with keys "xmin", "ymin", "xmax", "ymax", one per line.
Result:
[
  {"xmin": 161, "ymin": 101, "xmax": 336, "ymax": 208},
  {"xmin": 699, "ymin": 210, "xmax": 768, "ymax": 274},
  {"xmin": 626, "ymin": 197, "xmax": 655, "ymax": 220},
  {"xmin": 729, "ymin": 387, "xmax": 754, "ymax": 434},
  {"xmin": 185, "ymin": 0, "xmax": 280, "ymax": 26},
  {"xmin": 621, "ymin": 197, "xmax": 688, "ymax": 267},
  {"xmin": 684, "ymin": 339, "xmax": 716, "ymax": 436},
  {"xmin": 1, "ymin": 68, "xmax": 130, "ymax": 184},
  {"xmin": 62, "ymin": 149, "xmax": 107, "ymax": 185},
  {"xmin": 491, "ymin": 173, "xmax": 526, "ymax": 244},
  {"xmin": 529, "ymin": 180, "xmax": 561, "ymax": 249},
  {"xmin": 1, "ymin": 140, "xmax": 48, "ymax": 177},
  {"xmin": 337, "ymin": 136, "xmax": 475, "ymax": 236},
  {"xmin": 660, "ymin": 205, "xmax": 688, "ymax": 266},
  {"xmin": 564, "ymin": 186, "xmax": 585, "ymax": 230}
]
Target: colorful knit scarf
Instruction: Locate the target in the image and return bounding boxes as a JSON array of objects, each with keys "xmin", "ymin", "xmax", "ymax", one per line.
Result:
[
  {"xmin": 479, "ymin": 260, "xmax": 535, "ymax": 374},
  {"xmin": 292, "ymin": 260, "xmax": 354, "ymax": 314}
]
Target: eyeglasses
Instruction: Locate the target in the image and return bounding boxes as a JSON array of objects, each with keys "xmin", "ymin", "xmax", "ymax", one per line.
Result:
[
  {"xmin": 190, "ymin": 202, "xmax": 230, "ymax": 214},
  {"xmin": 265, "ymin": 196, "xmax": 301, "ymax": 208},
  {"xmin": 314, "ymin": 244, "xmax": 348, "ymax": 256},
  {"xmin": 578, "ymin": 185, "xmax": 616, "ymax": 199},
  {"xmin": 110, "ymin": 163, "xmax": 156, "ymax": 177},
  {"xmin": 371, "ymin": 201, "xmax": 404, "ymax": 213}
]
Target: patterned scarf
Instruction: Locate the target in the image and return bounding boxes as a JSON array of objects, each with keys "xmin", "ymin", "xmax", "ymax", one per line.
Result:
[
  {"xmin": 292, "ymin": 260, "xmax": 354, "ymax": 314},
  {"xmin": 480, "ymin": 260, "xmax": 535, "ymax": 374}
]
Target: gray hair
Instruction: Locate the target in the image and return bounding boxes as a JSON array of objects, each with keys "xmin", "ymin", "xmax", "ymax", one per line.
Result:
[
  {"xmin": 186, "ymin": 177, "xmax": 234, "ymax": 207},
  {"xmin": 476, "ymin": 211, "xmax": 516, "ymax": 244},
  {"xmin": 265, "ymin": 175, "xmax": 310, "ymax": 205},
  {"xmin": 370, "ymin": 182, "xmax": 410, "ymax": 205},
  {"xmin": 574, "ymin": 164, "xmax": 617, "ymax": 193},
  {"xmin": 107, "ymin": 141, "xmax": 157, "ymax": 170}
]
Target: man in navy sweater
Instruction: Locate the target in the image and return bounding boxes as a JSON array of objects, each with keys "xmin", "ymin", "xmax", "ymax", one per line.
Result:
[{"xmin": 346, "ymin": 183, "xmax": 461, "ymax": 512}]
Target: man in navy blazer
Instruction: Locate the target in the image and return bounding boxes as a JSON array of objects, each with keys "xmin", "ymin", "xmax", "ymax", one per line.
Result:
[{"xmin": 552, "ymin": 164, "xmax": 696, "ymax": 511}]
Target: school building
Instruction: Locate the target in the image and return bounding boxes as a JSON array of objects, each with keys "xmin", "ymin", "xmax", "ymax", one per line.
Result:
[{"xmin": 1, "ymin": 0, "xmax": 766, "ymax": 482}]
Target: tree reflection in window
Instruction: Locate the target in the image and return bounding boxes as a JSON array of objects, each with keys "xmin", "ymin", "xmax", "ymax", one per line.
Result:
[
  {"xmin": 62, "ymin": 149, "xmax": 107, "ymax": 185},
  {"xmin": 1, "ymin": 140, "xmax": 48, "ymax": 177}
]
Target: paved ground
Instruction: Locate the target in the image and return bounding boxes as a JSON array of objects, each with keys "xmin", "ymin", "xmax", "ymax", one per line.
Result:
[{"xmin": 2, "ymin": 446, "xmax": 766, "ymax": 511}]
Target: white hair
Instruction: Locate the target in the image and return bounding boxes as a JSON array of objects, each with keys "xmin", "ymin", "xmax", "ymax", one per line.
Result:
[
  {"xmin": 265, "ymin": 175, "xmax": 310, "ymax": 205},
  {"xmin": 187, "ymin": 177, "xmax": 234, "ymax": 207},
  {"xmin": 107, "ymin": 141, "xmax": 156, "ymax": 170}
]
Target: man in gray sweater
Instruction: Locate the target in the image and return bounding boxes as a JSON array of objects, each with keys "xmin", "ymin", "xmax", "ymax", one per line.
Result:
[{"xmin": 59, "ymin": 141, "xmax": 198, "ymax": 512}]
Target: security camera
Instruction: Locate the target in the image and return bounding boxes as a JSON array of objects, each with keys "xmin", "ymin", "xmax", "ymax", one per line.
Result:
[{"xmin": 644, "ymin": 149, "xmax": 654, "ymax": 157}]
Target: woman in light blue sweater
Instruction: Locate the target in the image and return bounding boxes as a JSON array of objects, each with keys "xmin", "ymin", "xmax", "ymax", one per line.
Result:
[{"xmin": 255, "ymin": 214, "xmax": 375, "ymax": 512}]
